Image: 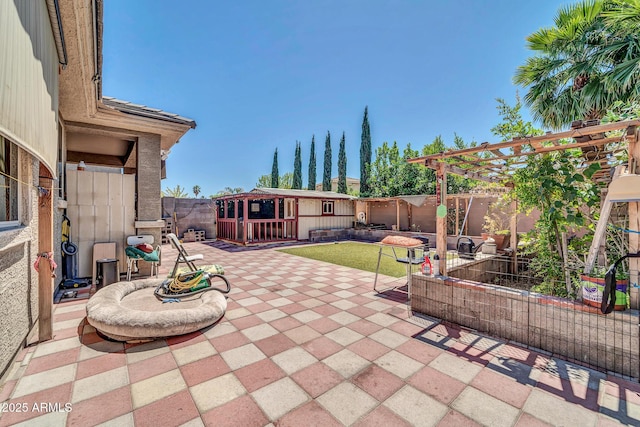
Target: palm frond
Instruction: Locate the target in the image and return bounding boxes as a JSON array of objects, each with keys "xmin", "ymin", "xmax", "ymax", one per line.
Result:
[
  {"xmin": 603, "ymin": 0, "xmax": 640, "ymax": 26},
  {"xmin": 515, "ymin": 0, "xmax": 638, "ymax": 127},
  {"xmin": 605, "ymin": 57, "xmax": 640, "ymax": 92}
]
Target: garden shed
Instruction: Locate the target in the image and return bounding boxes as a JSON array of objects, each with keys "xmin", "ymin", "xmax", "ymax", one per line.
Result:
[{"xmin": 215, "ymin": 188, "xmax": 355, "ymax": 244}]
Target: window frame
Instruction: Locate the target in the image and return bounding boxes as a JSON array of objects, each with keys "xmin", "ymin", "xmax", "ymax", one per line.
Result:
[
  {"xmin": 226, "ymin": 199, "xmax": 235, "ymax": 219},
  {"xmin": 321, "ymin": 200, "xmax": 334, "ymax": 216},
  {"xmin": 284, "ymin": 198, "xmax": 296, "ymax": 219},
  {"xmin": 215, "ymin": 199, "xmax": 225, "ymax": 219},
  {"xmin": 0, "ymin": 136, "xmax": 21, "ymax": 229}
]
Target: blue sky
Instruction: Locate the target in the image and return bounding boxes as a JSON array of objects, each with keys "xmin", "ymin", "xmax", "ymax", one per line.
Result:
[{"xmin": 102, "ymin": 0, "xmax": 563, "ymax": 197}]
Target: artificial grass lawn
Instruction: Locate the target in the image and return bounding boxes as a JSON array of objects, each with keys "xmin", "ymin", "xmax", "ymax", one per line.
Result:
[{"xmin": 278, "ymin": 242, "xmax": 409, "ymax": 277}]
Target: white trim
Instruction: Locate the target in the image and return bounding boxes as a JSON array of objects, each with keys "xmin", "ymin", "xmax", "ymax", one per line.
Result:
[
  {"xmin": 0, "ymin": 136, "xmax": 21, "ymax": 225},
  {"xmin": 322, "ymin": 200, "xmax": 335, "ymax": 216},
  {"xmin": 284, "ymin": 198, "xmax": 296, "ymax": 219}
]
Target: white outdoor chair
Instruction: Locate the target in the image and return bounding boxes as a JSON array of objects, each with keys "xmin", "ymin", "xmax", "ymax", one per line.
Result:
[{"xmin": 125, "ymin": 235, "xmax": 160, "ymax": 281}]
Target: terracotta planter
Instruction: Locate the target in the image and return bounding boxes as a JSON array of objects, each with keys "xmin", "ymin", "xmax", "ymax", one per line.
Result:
[
  {"xmin": 481, "ymin": 233, "xmax": 510, "ymax": 250},
  {"xmin": 491, "ymin": 233, "xmax": 511, "ymax": 250},
  {"xmin": 580, "ymin": 274, "xmax": 628, "ymax": 311}
]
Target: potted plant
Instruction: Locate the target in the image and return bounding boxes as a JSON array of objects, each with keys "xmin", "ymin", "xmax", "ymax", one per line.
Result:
[
  {"xmin": 580, "ymin": 266, "xmax": 629, "ymax": 311},
  {"xmin": 578, "ymin": 218, "xmax": 631, "ymax": 310},
  {"xmin": 482, "ymin": 196, "xmax": 512, "ymax": 250}
]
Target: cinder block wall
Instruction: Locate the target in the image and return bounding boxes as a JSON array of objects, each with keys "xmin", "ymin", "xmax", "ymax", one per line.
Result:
[
  {"xmin": 308, "ymin": 228, "xmax": 483, "ymax": 249},
  {"xmin": 411, "ymin": 274, "xmax": 639, "ymax": 378},
  {"xmin": 162, "ymin": 197, "xmax": 216, "ymax": 240}
]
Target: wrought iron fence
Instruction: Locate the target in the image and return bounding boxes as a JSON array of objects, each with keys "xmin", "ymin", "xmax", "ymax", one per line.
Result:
[{"xmin": 412, "ymin": 252, "xmax": 639, "ymax": 380}]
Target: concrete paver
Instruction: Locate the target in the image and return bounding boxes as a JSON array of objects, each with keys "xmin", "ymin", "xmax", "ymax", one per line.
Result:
[{"xmin": 1, "ymin": 240, "xmax": 638, "ymax": 426}]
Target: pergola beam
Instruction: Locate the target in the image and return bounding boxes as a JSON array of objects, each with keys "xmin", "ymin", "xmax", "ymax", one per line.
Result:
[
  {"xmin": 435, "ymin": 136, "xmax": 623, "ymax": 166},
  {"xmin": 423, "ymin": 159, "xmax": 495, "ymax": 183},
  {"xmin": 407, "ymin": 120, "xmax": 640, "ymax": 164},
  {"xmin": 451, "ymin": 155, "xmax": 503, "ymax": 173},
  {"xmin": 418, "ymin": 135, "xmax": 626, "ymax": 182}
]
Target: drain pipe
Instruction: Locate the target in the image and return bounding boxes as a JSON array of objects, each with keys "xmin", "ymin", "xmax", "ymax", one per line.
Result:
[
  {"xmin": 45, "ymin": 0, "xmax": 68, "ymax": 67},
  {"xmin": 91, "ymin": 0, "xmax": 101, "ymax": 100}
]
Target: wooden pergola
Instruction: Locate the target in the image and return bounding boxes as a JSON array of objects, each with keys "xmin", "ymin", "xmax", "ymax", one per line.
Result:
[{"xmin": 407, "ymin": 119, "xmax": 640, "ymax": 296}]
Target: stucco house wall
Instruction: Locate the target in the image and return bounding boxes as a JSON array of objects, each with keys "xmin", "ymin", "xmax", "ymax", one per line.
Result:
[
  {"xmin": 0, "ymin": 0, "xmax": 60, "ymax": 378},
  {"xmin": 0, "ymin": 149, "xmax": 41, "ymax": 378},
  {"xmin": 1, "ymin": 0, "xmax": 196, "ymax": 379}
]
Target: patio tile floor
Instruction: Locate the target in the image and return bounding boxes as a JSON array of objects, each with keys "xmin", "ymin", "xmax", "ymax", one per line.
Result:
[{"xmin": 1, "ymin": 240, "xmax": 639, "ymax": 426}]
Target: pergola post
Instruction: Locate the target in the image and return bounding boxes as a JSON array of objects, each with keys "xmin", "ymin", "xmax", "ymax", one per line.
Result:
[
  {"xmin": 436, "ymin": 163, "xmax": 448, "ymax": 276},
  {"xmin": 396, "ymin": 199, "xmax": 400, "ymax": 231},
  {"xmin": 629, "ymin": 127, "xmax": 639, "ymax": 309},
  {"xmin": 38, "ymin": 164, "xmax": 53, "ymax": 342},
  {"xmin": 510, "ymin": 199, "xmax": 518, "ymax": 272}
]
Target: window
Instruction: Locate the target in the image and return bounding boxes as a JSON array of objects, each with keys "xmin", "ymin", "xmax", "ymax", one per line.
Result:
[
  {"xmin": 284, "ymin": 198, "xmax": 295, "ymax": 219},
  {"xmin": 322, "ymin": 200, "xmax": 334, "ymax": 216},
  {"xmin": 216, "ymin": 200, "xmax": 225, "ymax": 218},
  {"xmin": 249, "ymin": 199, "xmax": 275, "ymax": 219},
  {"xmin": 226, "ymin": 200, "xmax": 235, "ymax": 219},
  {"xmin": 0, "ymin": 136, "xmax": 19, "ymax": 225}
]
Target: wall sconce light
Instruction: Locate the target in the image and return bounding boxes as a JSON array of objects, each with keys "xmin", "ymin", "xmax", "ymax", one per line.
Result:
[{"xmin": 78, "ymin": 161, "xmax": 86, "ymax": 171}]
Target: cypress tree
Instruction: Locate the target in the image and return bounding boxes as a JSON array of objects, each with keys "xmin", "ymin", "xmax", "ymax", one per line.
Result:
[
  {"xmin": 293, "ymin": 141, "xmax": 302, "ymax": 189},
  {"xmin": 322, "ymin": 131, "xmax": 332, "ymax": 191},
  {"xmin": 338, "ymin": 132, "xmax": 347, "ymax": 194},
  {"xmin": 360, "ymin": 106, "xmax": 372, "ymax": 197},
  {"xmin": 308, "ymin": 135, "xmax": 316, "ymax": 190},
  {"xmin": 271, "ymin": 148, "xmax": 279, "ymax": 188}
]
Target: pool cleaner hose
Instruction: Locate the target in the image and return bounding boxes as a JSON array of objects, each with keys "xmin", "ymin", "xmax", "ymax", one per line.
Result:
[{"xmin": 154, "ymin": 269, "xmax": 231, "ymax": 301}]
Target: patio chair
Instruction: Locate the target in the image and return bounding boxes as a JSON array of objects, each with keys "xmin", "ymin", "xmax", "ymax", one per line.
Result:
[
  {"xmin": 125, "ymin": 235, "xmax": 160, "ymax": 281},
  {"xmin": 394, "ymin": 236, "xmax": 429, "ymax": 265},
  {"xmin": 166, "ymin": 233, "xmax": 205, "ymax": 278},
  {"xmin": 373, "ymin": 235, "xmax": 430, "ymax": 295}
]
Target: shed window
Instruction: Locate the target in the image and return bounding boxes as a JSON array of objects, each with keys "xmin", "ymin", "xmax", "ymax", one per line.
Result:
[
  {"xmin": 249, "ymin": 199, "xmax": 275, "ymax": 219},
  {"xmin": 0, "ymin": 136, "xmax": 19, "ymax": 226},
  {"xmin": 216, "ymin": 200, "xmax": 225, "ymax": 218},
  {"xmin": 322, "ymin": 200, "xmax": 334, "ymax": 216},
  {"xmin": 284, "ymin": 198, "xmax": 295, "ymax": 219},
  {"xmin": 226, "ymin": 200, "xmax": 235, "ymax": 218}
]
